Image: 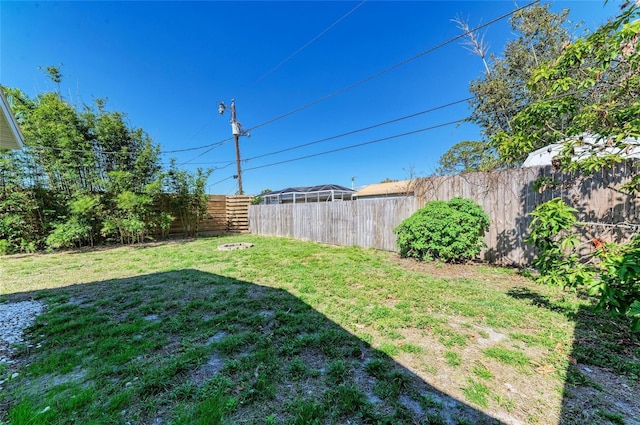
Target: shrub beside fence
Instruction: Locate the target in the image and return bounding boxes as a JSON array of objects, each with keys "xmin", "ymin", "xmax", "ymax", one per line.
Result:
[{"xmin": 248, "ymin": 162, "xmax": 640, "ymax": 266}]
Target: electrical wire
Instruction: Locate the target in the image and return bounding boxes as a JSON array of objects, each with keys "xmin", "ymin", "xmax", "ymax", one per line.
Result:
[
  {"xmin": 22, "ymin": 82, "xmax": 589, "ymax": 169},
  {"xmin": 18, "ymin": 95, "xmax": 466, "ymax": 162},
  {"xmin": 23, "ymin": 0, "xmax": 533, "ymax": 162},
  {"xmin": 205, "ymin": 119, "xmax": 462, "ymax": 189},
  {"xmin": 209, "ymin": 175, "xmax": 236, "ymax": 187},
  {"xmin": 213, "ymin": 119, "xmax": 462, "ymax": 180},
  {"xmin": 205, "ymin": 83, "xmax": 602, "ymax": 188},
  {"xmin": 176, "ymin": 138, "xmax": 234, "ymax": 166},
  {"xmin": 173, "ymin": 1, "xmax": 371, "ymax": 161},
  {"xmin": 154, "ymin": 0, "xmax": 538, "ymax": 161},
  {"xmin": 160, "ymin": 121, "xmax": 219, "ymax": 153},
  {"xmin": 245, "ymin": 97, "xmax": 472, "ymax": 163},
  {"xmin": 179, "ymin": 97, "xmax": 472, "ymax": 171},
  {"xmin": 241, "ymin": 0, "xmax": 368, "ymax": 93},
  {"xmin": 245, "ymin": 0, "xmax": 538, "ymax": 134},
  {"xmin": 26, "ymin": 145, "xmax": 126, "ymax": 155},
  {"xmin": 14, "ymin": 0, "xmax": 559, "ymax": 172}
]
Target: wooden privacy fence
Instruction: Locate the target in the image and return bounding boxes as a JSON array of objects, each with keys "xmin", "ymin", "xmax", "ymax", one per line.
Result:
[
  {"xmin": 249, "ymin": 197, "xmax": 419, "ymax": 252},
  {"xmin": 168, "ymin": 195, "xmax": 252, "ymax": 236},
  {"xmin": 249, "ymin": 162, "xmax": 640, "ymax": 266}
]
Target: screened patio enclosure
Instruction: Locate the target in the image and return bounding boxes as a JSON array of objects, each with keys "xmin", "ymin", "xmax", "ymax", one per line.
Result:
[{"xmin": 261, "ymin": 184, "xmax": 355, "ymax": 204}]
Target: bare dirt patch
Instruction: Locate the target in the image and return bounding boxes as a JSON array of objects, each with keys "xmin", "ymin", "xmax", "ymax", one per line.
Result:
[
  {"xmin": 391, "ymin": 256, "xmax": 530, "ymax": 287},
  {"xmin": 391, "ymin": 256, "xmax": 640, "ymax": 425}
]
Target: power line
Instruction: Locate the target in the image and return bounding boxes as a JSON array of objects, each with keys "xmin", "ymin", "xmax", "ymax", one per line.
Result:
[
  {"xmin": 176, "ymin": 138, "xmax": 234, "ymax": 166},
  {"xmin": 155, "ymin": 0, "xmax": 537, "ymax": 159},
  {"xmin": 204, "ymin": 85, "xmax": 596, "ymax": 187},
  {"xmin": 209, "ymin": 175, "xmax": 236, "ymax": 187},
  {"xmin": 173, "ymin": 1, "xmax": 371, "ymax": 162},
  {"xmin": 205, "ymin": 119, "xmax": 462, "ymax": 190},
  {"xmin": 245, "ymin": 97, "xmax": 472, "ymax": 163},
  {"xmin": 204, "ymin": 120, "xmax": 462, "ymax": 188},
  {"xmin": 23, "ymin": 83, "xmax": 593, "ymax": 167},
  {"xmin": 192, "ymin": 2, "xmax": 369, "ymax": 181},
  {"xmin": 182, "ymin": 97, "xmax": 472, "ymax": 170},
  {"xmin": 26, "ymin": 145, "xmax": 126, "ymax": 155},
  {"xmin": 241, "ymin": 0, "xmax": 368, "ymax": 93},
  {"xmin": 245, "ymin": 0, "xmax": 538, "ymax": 134},
  {"xmin": 11, "ymin": 96, "xmax": 470, "ymax": 163},
  {"xmin": 160, "ymin": 121, "xmax": 215, "ymax": 153},
  {"xmin": 161, "ymin": 136, "xmax": 233, "ymax": 155}
]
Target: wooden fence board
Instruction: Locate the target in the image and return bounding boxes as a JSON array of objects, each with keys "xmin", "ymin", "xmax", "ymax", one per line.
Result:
[
  {"xmin": 249, "ymin": 163, "xmax": 640, "ymax": 266},
  {"xmin": 249, "ymin": 197, "xmax": 418, "ymax": 252},
  {"xmin": 167, "ymin": 195, "xmax": 251, "ymax": 236}
]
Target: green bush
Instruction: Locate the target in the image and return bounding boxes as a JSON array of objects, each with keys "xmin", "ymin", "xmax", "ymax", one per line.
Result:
[
  {"xmin": 526, "ymin": 197, "xmax": 640, "ymax": 331},
  {"xmin": 595, "ymin": 237, "xmax": 640, "ymax": 331},
  {"xmin": 394, "ymin": 197, "xmax": 489, "ymax": 263},
  {"xmin": 46, "ymin": 216, "xmax": 93, "ymax": 249}
]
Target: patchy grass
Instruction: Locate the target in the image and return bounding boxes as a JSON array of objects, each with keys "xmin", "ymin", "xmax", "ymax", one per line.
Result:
[
  {"xmin": 483, "ymin": 346, "xmax": 530, "ymax": 368},
  {"xmin": 461, "ymin": 379, "xmax": 490, "ymax": 408},
  {"xmin": 1, "ymin": 235, "xmax": 639, "ymax": 424}
]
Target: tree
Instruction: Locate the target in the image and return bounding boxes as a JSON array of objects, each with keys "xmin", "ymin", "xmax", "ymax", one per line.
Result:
[
  {"xmin": 468, "ymin": 3, "xmax": 572, "ymax": 139},
  {"xmin": 436, "ymin": 141, "xmax": 500, "ymax": 175},
  {"xmin": 506, "ymin": 3, "xmax": 640, "ymax": 330},
  {"xmin": 1, "ymin": 68, "xmax": 166, "ymax": 251},
  {"xmin": 494, "ymin": 3, "xmax": 640, "ymax": 168},
  {"xmin": 165, "ymin": 159, "xmax": 212, "ymax": 237},
  {"xmin": 439, "ymin": 3, "xmax": 573, "ymax": 173},
  {"xmin": 0, "ymin": 152, "xmax": 51, "ymax": 253},
  {"xmin": 251, "ymin": 188, "xmax": 272, "ymax": 205}
]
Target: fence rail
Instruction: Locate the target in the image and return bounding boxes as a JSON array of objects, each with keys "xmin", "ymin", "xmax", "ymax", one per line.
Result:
[
  {"xmin": 249, "ymin": 163, "xmax": 640, "ymax": 266},
  {"xmin": 250, "ymin": 197, "xmax": 418, "ymax": 252},
  {"xmin": 168, "ymin": 195, "xmax": 252, "ymax": 236}
]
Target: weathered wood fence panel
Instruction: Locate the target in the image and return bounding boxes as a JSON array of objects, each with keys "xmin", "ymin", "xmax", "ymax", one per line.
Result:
[
  {"xmin": 414, "ymin": 163, "xmax": 640, "ymax": 265},
  {"xmin": 249, "ymin": 163, "xmax": 640, "ymax": 266},
  {"xmin": 249, "ymin": 197, "xmax": 419, "ymax": 251}
]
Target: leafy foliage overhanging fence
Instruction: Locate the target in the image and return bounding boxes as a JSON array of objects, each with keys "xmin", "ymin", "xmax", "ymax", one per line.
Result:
[{"xmin": 249, "ymin": 161, "xmax": 640, "ymax": 266}]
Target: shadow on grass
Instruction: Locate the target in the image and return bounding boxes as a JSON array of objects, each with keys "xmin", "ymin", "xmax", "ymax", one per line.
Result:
[
  {"xmin": 508, "ymin": 287, "xmax": 640, "ymax": 425},
  {"xmin": 2, "ymin": 270, "xmax": 506, "ymax": 425}
]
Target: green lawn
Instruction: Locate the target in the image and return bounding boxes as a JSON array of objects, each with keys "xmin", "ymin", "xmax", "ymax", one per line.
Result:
[{"xmin": 1, "ymin": 235, "xmax": 638, "ymax": 424}]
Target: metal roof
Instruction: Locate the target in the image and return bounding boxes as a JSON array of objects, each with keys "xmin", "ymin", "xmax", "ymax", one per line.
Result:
[{"xmin": 523, "ymin": 133, "xmax": 640, "ymax": 167}]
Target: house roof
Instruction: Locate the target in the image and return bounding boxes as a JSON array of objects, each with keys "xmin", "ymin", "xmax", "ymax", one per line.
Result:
[
  {"xmin": 355, "ymin": 180, "xmax": 414, "ymax": 197},
  {"xmin": 0, "ymin": 87, "xmax": 25, "ymax": 150},
  {"xmin": 522, "ymin": 133, "xmax": 640, "ymax": 167}
]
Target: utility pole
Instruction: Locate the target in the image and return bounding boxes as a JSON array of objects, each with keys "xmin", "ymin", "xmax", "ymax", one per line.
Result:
[{"xmin": 218, "ymin": 99, "xmax": 249, "ymax": 195}]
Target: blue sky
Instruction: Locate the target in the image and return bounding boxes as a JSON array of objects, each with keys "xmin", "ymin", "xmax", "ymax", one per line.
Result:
[{"xmin": 1, "ymin": 1, "xmax": 619, "ymax": 195}]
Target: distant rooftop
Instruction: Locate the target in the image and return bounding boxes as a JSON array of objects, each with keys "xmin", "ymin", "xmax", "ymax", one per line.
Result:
[
  {"xmin": 355, "ymin": 180, "xmax": 414, "ymax": 198},
  {"xmin": 523, "ymin": 133, "xmax": 640, "ymax": 167},
  {"xmin": 260, "ymin": 184, "xmax": 355, "ymax": 204}
]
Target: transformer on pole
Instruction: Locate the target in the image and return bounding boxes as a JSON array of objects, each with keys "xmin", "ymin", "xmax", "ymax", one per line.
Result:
[{"xmin": 218, "ymin": 99, "xmax": 250, "ymax": 195}]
